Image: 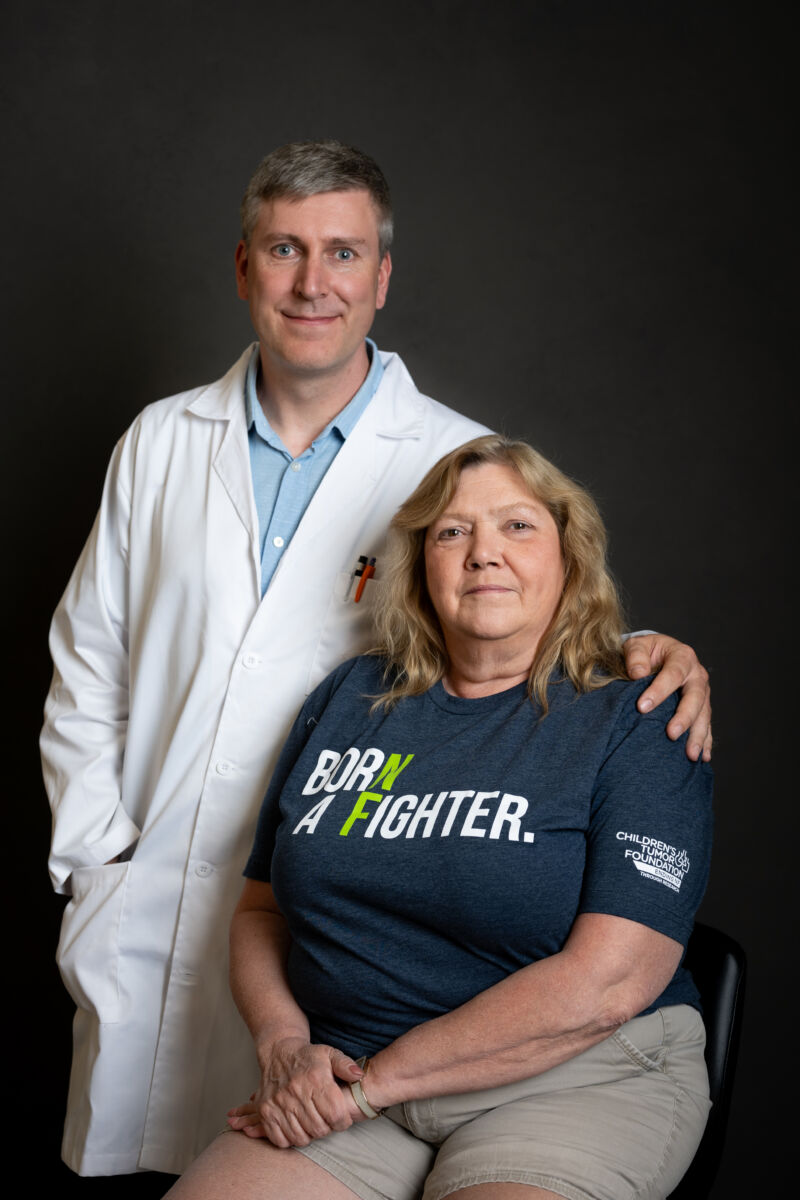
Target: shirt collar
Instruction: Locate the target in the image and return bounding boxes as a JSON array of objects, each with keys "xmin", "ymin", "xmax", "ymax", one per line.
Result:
[{"xmin": 244, "ymin": 338, "xmax": 384, "ymax": 451}]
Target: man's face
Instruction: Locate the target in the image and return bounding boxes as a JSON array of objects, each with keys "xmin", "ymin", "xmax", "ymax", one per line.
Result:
[{"xmin": 235, "ymin": 189, "xmax": 392, "ymax": 383}]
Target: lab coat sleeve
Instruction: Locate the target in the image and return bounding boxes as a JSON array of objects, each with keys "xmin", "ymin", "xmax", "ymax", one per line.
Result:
[{"xmin": 41, "ymin": 433, "xmax": 142, "ymax": 894}]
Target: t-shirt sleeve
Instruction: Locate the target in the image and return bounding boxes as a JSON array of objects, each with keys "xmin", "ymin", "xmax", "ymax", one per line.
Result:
[
  {"xmin": 578, "ymin": 691, "xmax": 713, "ymax": 947},
  {"xmin": 243, "ymin": 655, "xmax": 369, "ymax": 880}
]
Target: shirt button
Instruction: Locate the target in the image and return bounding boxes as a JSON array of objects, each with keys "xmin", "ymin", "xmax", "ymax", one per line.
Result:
[
  {"xmin": 290, "ymin": 462, "xmax": 301, "ymax": 473},
  {"xmin": 195, "ymin": 862, "xmax": 214, "ymax": 877},
  {"xmin": 216, "ymin": 760, "xmax": 231, "ymax": 775},
  {"xmin": 273, "ymin": 536, "xmax": 284, "ymax": 548},
  {"xmin": 242, "ymin": 653, "xmax": 261, "ymax": 669}
]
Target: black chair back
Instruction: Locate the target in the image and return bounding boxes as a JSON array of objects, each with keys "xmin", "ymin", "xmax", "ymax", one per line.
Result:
[{"xmin": 668, "ymin": 921, "xmax": 746, "ymax": 1198}]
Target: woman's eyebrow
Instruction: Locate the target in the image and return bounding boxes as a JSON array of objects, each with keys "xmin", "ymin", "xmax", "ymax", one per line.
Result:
[
  {"xmin": 434, "ymin": 502, "xmax": 541, "ymax": 522},
  {"xmin": 492, "ymin": 502, "xmax": 541, "ymax": 516}
]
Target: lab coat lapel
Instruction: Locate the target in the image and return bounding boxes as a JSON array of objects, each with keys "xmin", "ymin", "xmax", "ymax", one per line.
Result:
[
  {"xmin": 212, "ymin": 415, "xmax": 257, "ymax": 547},
  {"xmin": 277, "ymin": 355, "xmax": 423, "ymax": 564},
  {"xmin": 186, "ymin": 348, "xmax": 259, "ymax": 558}
]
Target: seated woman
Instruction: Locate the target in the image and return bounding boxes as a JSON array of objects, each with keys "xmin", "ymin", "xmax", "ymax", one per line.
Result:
[{"xmin": 166, "ymin": 435, "xmax": 713, "ymax": 1200}]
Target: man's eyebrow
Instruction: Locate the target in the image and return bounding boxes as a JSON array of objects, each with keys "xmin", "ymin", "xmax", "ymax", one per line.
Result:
[
  {"xmin": 261, "ymin": 232, "xmax": 369, "ymax": 247},
  {"xmin": 327, "ymin": 236, "xmax": 368, "ymax": 245}
]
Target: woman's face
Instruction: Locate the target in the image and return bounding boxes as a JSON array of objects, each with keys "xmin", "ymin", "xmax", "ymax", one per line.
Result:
[{"xmin": 424, "ymin": 462, "xmax": 564, "ymax": 664}]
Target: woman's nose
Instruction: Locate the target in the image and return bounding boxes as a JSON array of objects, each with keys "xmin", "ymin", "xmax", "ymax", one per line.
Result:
[{"xmin": 467, "ymin": 526, "xmax": 503, "ymax": 568}]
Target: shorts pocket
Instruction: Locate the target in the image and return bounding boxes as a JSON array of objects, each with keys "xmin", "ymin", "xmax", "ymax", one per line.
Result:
[
  {"xmin": 56, "ymin": 861, "xmax": 130, "ymax": 1024},
  {"xmin": 612, "ymin": 1010, "xmax": 668, "ymax": 1073}
]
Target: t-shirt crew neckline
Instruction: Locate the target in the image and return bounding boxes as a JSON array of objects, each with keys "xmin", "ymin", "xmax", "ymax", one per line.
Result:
[{"xmin": 426, "ymin": 677, "xmax": 532, "ymax": 715}]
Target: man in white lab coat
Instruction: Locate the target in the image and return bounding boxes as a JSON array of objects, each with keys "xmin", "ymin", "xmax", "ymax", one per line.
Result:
[{"xmin": 40, "ymin": 141, "xmax": 711, "ymax": 1182}]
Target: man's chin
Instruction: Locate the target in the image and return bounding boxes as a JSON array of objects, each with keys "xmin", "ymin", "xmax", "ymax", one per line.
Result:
[
  {"xmin": 265, "ymin": 336, "xmax": 369, "ymax": 380},
  {"xmin": 282, "ymin": 350, "xmax": 347, "ymax": 375}
]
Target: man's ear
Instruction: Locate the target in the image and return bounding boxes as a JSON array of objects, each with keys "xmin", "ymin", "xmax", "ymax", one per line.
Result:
[
  {"xmin": 234, "ymin": 240, "xmax": 250, "ymax": 300},
  {"xmin": 375, "ymin": 252, "xmax": 392, "ymax": 310}
]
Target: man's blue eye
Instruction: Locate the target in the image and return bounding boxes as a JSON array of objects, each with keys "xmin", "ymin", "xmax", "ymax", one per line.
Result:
[
  {"xmin": 336, "ymin": 249, "xmax": 354, "ymax": 260},
  {"xmin": 275, "ymin": 245, "xmax": 293, "ymax": 256}
]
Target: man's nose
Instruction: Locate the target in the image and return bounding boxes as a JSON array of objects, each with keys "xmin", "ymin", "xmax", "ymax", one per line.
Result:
[{"xmin": 294, "ymin": 255, "xmax": 328, "ymax": 299}]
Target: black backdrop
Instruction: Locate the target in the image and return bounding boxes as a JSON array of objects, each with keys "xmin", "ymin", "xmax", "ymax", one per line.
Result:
[{"xmin": 3, "ymin": 2, "xmax": 792, "ymax": 1196}]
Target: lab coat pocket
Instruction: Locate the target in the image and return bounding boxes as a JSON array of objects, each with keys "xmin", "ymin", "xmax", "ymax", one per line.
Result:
[
  {"xmin": 305, "ymin": 570, "xmax": 384, "ymax": 694},
  {"xmin": 56, "ymin": 862, "xmax": 130, "ymax": 1024}
]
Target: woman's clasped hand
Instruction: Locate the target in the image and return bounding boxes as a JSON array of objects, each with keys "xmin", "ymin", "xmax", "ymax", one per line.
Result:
[{"xmin": 226, "ymin": 1037, "xmax": 365, "ymax": 1146}]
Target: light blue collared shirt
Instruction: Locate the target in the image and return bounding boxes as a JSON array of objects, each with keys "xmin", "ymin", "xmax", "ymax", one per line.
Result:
[{"xmin": 245, "ymin": 339, "xmax": 384, "ymax": 595}]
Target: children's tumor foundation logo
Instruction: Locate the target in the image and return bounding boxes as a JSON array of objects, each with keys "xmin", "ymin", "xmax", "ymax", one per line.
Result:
[{"xmin": 616, "ymin": 831, "xmax": 690, "ymax": 893}]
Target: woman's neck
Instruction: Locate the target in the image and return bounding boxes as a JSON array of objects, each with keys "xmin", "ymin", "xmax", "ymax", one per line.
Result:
[{"xmin": 441, "ymin": 643, "xmax": 534, "ymax": 699}]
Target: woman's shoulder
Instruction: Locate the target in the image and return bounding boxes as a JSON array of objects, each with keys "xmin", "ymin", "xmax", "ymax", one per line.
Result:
[
  {"xmin": 546, "ymin": 674, "xmax": 707, "ymax": 781},
  {"xmin": 304, "ymin": 653, "xmax": 389, "ymax": 713},
  {"xmin": 549, "ymin": 673, "xmax": 679, "ymax": 732}
]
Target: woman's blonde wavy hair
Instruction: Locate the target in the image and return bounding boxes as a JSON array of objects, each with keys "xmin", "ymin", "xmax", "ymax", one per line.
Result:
[{"xmin": 371, "ymin": 435, "xmax": 627, "ymax": 713}]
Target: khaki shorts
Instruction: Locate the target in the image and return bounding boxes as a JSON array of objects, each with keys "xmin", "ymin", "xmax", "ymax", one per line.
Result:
[{"xmin": 296, "ymin": 1006, "xmax": 710, "ymax": 1200}]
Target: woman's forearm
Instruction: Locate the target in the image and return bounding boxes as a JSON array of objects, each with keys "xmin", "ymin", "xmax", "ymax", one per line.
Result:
[
  {"xmin": 229, "ymin": 907, "xmax": 310, "ymax": 1064},
  {"xmin": 365, "ymin": 913, "xmax": 682, "ymax": 1109},
  {"xmin": 367, "ymin": 952, "xmax": 615, "ymax": 1107},
  {"xmin": 227, "ymin": 885, "xmax": 366, "ymax": 1146}
]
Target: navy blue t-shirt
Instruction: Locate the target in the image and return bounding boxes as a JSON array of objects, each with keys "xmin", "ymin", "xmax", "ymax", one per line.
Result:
[{"xmin": 245, "ymin": 656, "xmax": 713, "ymax": 1059}]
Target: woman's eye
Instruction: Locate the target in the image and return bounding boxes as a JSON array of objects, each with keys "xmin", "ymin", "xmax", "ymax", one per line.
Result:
[
  {"xmin": 438, "ymin": 528, "xmax": 463, "ymax": 540},
  {"xmin": 508, "ymin": 521, "xmax": 532, "ymax": 531}
]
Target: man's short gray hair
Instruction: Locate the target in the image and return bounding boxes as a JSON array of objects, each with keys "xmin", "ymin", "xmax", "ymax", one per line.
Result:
[{"xmin": 240, "ymin": 140, "xmax": 393, "ymax": 257}]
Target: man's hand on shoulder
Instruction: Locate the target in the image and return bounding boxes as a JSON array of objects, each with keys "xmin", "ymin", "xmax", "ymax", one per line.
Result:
[{"xmin": 623, "ymin": 634, "xmax": 712, "ymax": 763}]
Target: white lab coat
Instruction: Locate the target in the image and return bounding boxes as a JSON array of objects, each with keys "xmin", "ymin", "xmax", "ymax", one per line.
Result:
[{"xmin": 41, "ymin": 345, "xmax": 488, "ymax": 1176}]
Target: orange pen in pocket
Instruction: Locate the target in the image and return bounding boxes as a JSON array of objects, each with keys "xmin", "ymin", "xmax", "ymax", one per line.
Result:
[{"xmin": 353, "ymin": 557, "xmax": 376, "ymax": 603}]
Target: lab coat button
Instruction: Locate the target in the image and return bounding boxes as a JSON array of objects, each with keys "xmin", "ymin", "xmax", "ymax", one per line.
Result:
[
  {"xmin": 195, "ymin": 862, "xmax": 214, "ymax": 877},
  {"xmin": 273, "ymin": 536, "xmax": 284, "ymax": 548},
  {"xmin": 216, "ymin": 760, "xmax": 231, "ymax": 775},
  {"xmin": 242, "ymin": 653, "xmax": 261, "ymax": 669}
]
